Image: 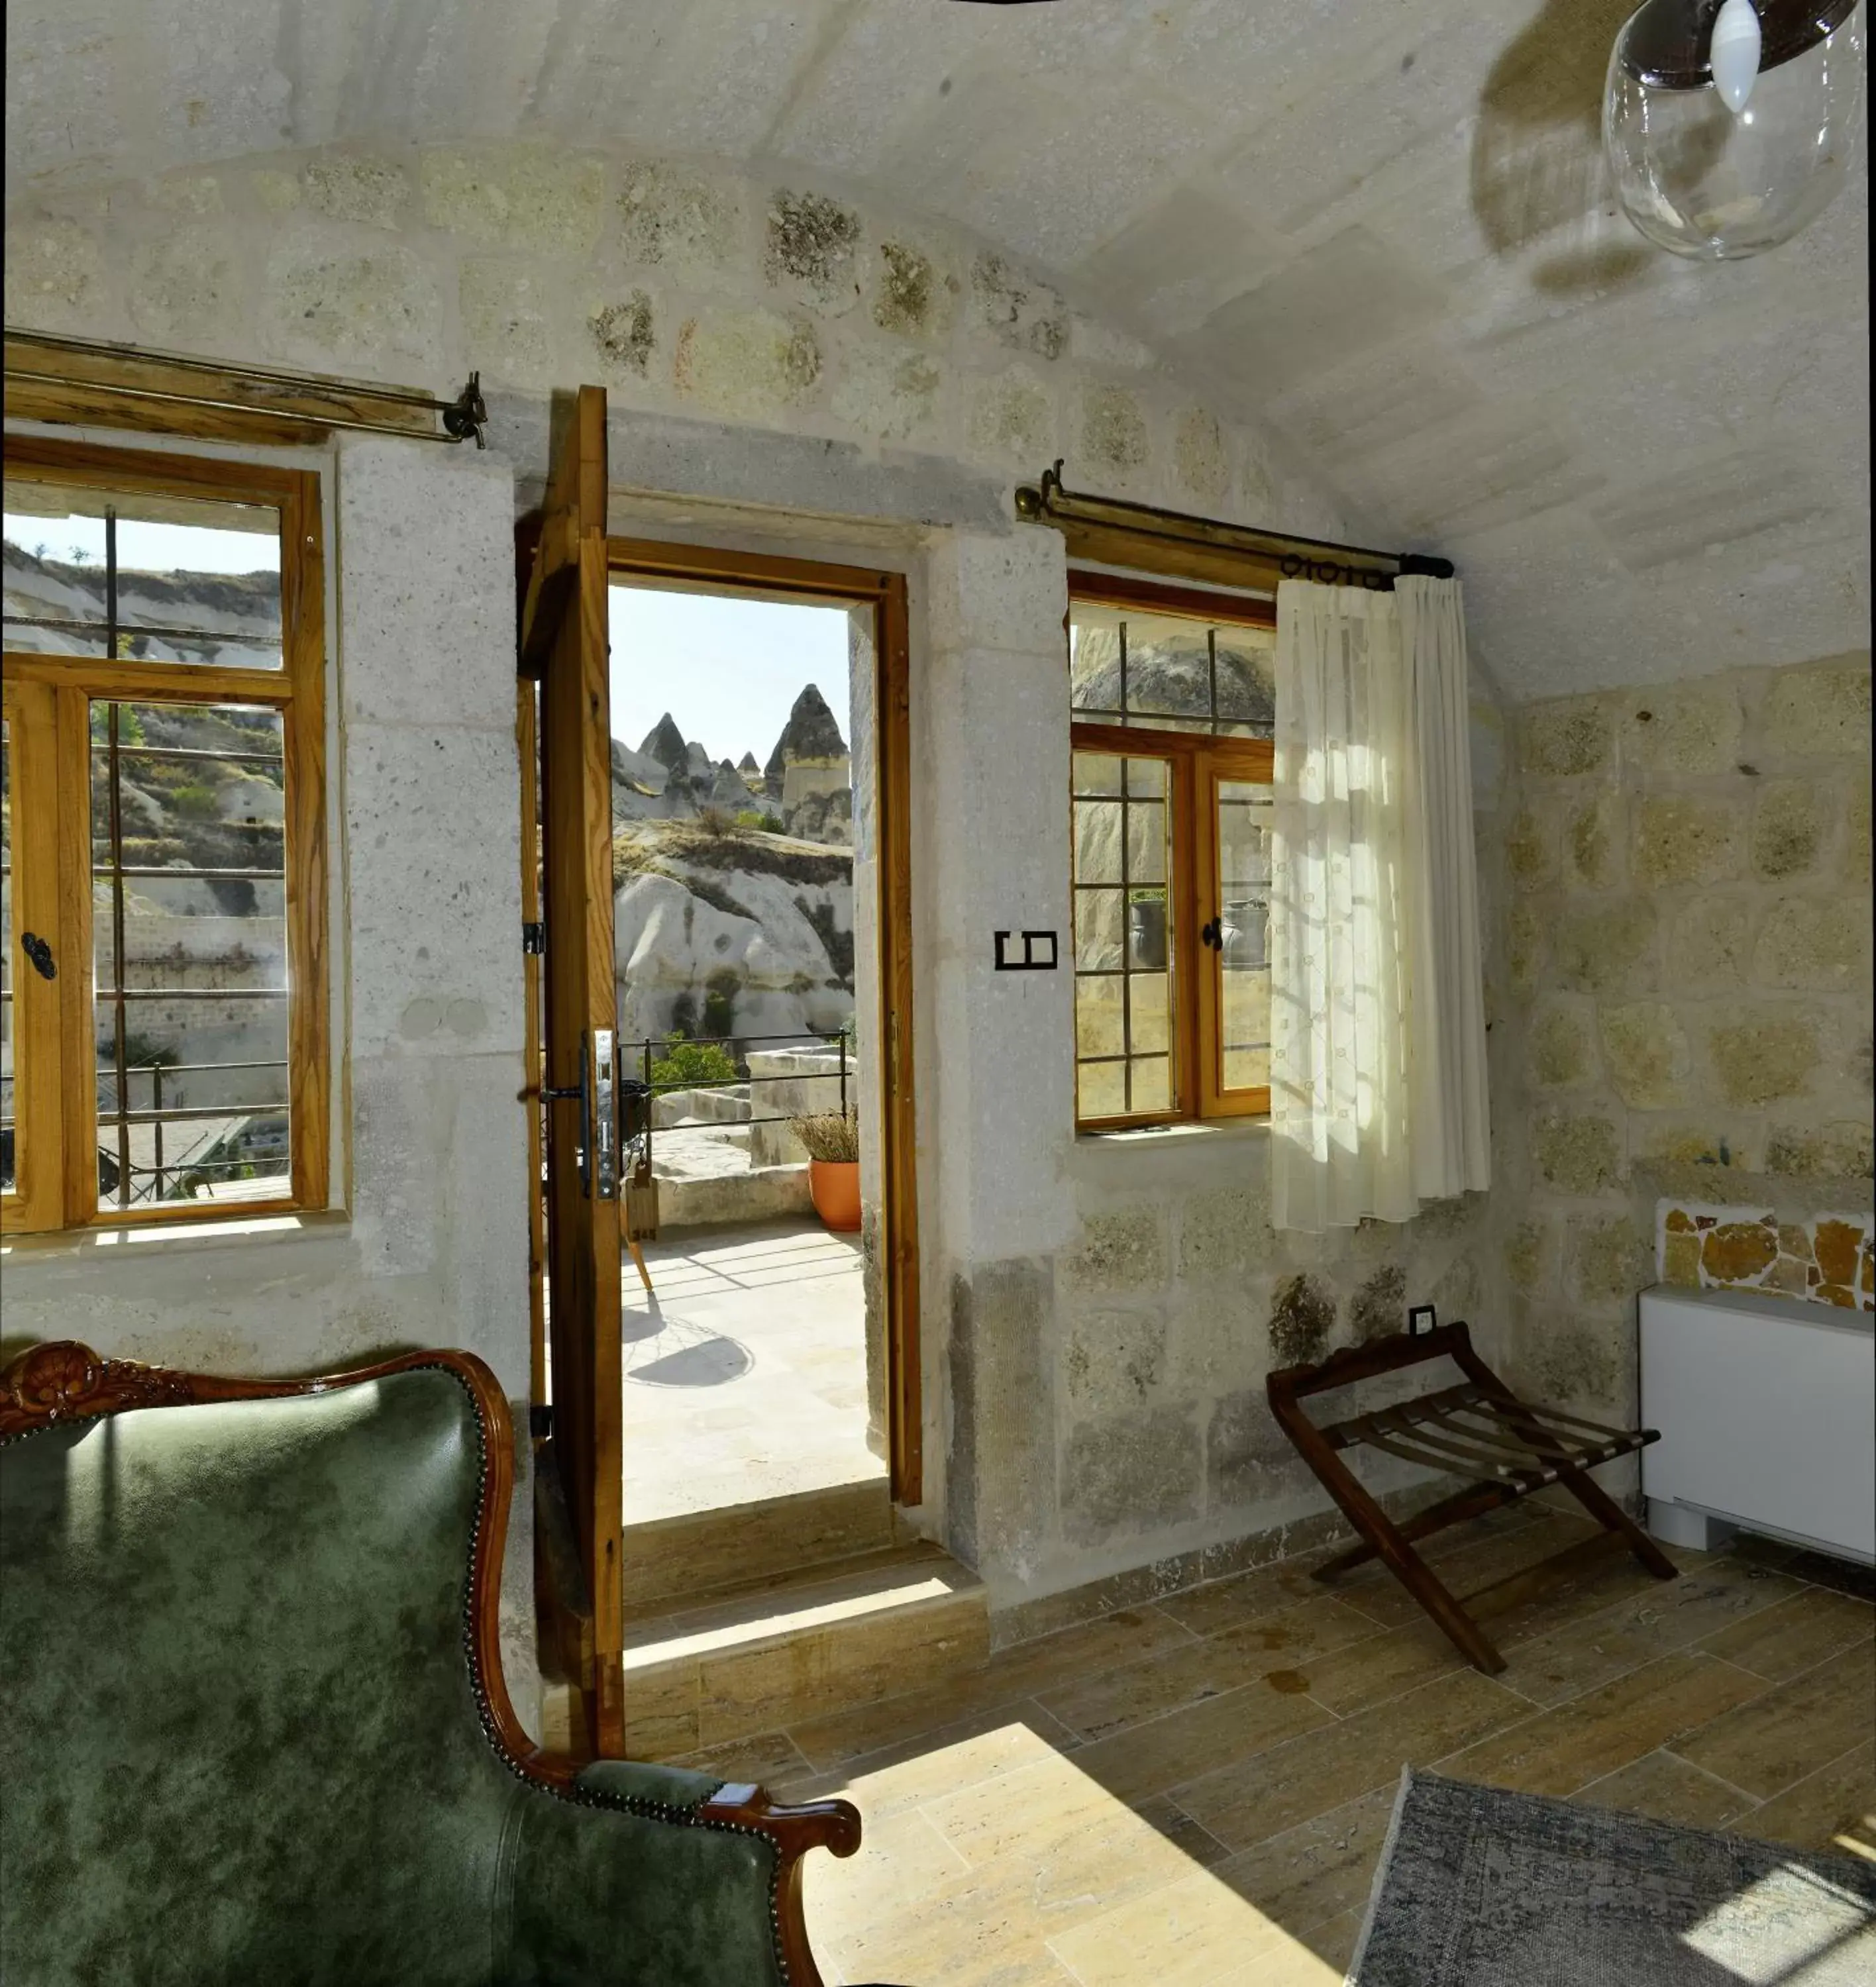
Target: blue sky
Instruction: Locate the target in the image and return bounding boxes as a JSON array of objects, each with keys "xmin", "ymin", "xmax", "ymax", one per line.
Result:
[{"xmin": 608, "ymin": 584, "xmax": 851, "ymax": 768}]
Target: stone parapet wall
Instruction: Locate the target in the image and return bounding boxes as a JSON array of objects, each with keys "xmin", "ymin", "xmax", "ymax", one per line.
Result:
[{"xmin": 1500, "ymin": 653, "xmax": 1873, "ymax": 1415}]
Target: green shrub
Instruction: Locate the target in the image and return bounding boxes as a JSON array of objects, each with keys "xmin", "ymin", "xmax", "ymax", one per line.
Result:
[{"xmin": 650, "ymin": 1030, "xmax": 739, "ymax": 1090}]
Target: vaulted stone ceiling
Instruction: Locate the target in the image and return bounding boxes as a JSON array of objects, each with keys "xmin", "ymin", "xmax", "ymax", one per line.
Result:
[{"xmin": 6, "ymin": 0, "xmax": 1869, "ymax": 697}]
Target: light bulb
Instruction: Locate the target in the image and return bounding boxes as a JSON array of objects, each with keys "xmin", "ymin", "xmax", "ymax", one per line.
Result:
[
  {"xmin": 1604, "ymin": 0, "xmax": 1866, "ymax": 258},
  {"xmin": 1710, "ymin": 0, "xmax": 1763, "ymax": 110}
]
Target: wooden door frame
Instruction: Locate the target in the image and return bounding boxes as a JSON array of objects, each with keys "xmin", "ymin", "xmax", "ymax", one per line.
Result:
[
  {"xmin": 517, "ymin": 387, "xmax": 626, "ymax": 1757},
  {"xmin": 603, "ymin": 537, "xmax": 923, "ymax": 1505}
]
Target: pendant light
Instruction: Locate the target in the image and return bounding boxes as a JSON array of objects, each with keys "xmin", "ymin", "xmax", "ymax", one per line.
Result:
[{"xmin": 1603, "ymin": 0, "xmax": 1866, "ymax": 258}]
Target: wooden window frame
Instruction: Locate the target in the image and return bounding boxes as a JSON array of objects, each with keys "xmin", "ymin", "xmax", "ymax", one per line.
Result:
[
  {"xmin": 2, "ymin": 434, "xmax": 329, "ymax": 1234},
  {"xmin": 1069, "ymin": 572, "xmax": 1275, "ymax": 1135}
]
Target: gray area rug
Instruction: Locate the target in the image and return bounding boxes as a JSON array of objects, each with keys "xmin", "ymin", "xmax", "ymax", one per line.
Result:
[{"xmin": 1350, "ymin": 1768, "xmax": 1876, "ymax": 1986}]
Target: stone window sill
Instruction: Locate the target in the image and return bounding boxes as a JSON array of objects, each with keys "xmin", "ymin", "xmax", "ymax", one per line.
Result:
[
  {"xmin": 1077, "ymin": 1117, "xmax": 1270, "ymax": 1149},
  {"xmin": 1, "ymin": 1207, "xmax": 352, "ymax": 1264}
]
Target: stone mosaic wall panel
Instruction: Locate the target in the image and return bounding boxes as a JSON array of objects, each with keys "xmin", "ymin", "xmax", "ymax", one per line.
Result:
[{"xmin": 1657, "ymin": 1201, "xmax": 1875, "ymax": 1311}]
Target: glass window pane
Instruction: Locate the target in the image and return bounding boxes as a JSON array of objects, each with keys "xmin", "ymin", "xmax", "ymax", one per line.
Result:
[
  {"xmin": 1074, "ymin": 974, "xmax": 1125, "ymax": 1060},
  {"xmin": 1129, "ymin": 972, "xmax": 1169, "ymax": 1054},
  {"xmin": 1222, "ymin": 1041, "xmax": 1271, "ymax": 1092},
  {"xmin": 1070, "ymin": 751, "xmax": 1122, "ymax": 798},
  {"xmin": 1122, "ymin": 759, "xmax": 1164, "ymax": 798},
  {"xmin": 1216, "ymin": 777, "xmax": 1271, "ymax": 1095},
  {"xmin": 4, "ymin": 479, "xmax": 282, "ymax": 666},
  {"xmin": 1072, "ymin": 799, "xmax": 1123, "ymax": 886},
  {"xmin": 1128, "ymin": 1056, "xmax": 1173, "ymax": 1113},
  {"xmin": 1076, "ymin": 1059, "xmax": 1127, "ymax": 1120},
  {"xmin": 91, "ymin": 698, "xmax": 291, "ymax": 1209},
  {"xmin": 1212, "ymin": 630, "xmax": 1277, "ymax": 731},
  {"xmin": 1074, "ymin": 888, "xmax": 1124, "ymax": 972},
  {"xmin": 1070, "ymin": 600, "xmax": 1275, "ymax": 737},
  {"xmin": 1125, "ymin": 801, "xmax": 1167, "ymax": 884},
  {"xmin": 1070, "ymin": 748, "xmax": 1180, "ymax": 1123}
]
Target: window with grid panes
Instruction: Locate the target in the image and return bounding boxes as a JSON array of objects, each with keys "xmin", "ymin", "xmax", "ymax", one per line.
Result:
[
  {"xmin": 1, "ymin": 437, "xmax": 327, "ymax": 1232},
  {"xmin": 1068, "ymin": 576, "xmax": 1276, "ymax": 1130}
]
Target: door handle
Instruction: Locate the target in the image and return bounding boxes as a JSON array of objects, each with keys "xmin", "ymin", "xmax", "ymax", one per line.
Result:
[
  {"xmin": 591, "ymin": 1029, "xmax": 617, "ymax": 1202},
  {"xmin": 1199, "ymin": 918, "xmax": 1223, "ymax": 952},
  {"xmin": 20, "ymin": 931, "xmax": 56, "ymax": 980}
]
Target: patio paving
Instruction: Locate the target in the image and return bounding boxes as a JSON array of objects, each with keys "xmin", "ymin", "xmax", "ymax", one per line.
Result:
[{"xmin": 621, "ymin": 1217, "xmax": 882, "ymax": 1526}]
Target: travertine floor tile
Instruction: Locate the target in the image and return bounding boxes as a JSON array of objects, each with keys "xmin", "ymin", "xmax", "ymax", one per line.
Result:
[
  {"xmin": 664, "ymin": 1727, "xmax": 814, "ymax": 1788},
  {"xmin": 1132, "ymin": 1793, "xmax": 1232, "ymax": 1868},
  {"xmin": 1155, "ymin": 1555, "xmax": 1351, "ymax": 1638},
  {"xmin": 1444, "ymin": 1653, "xmax": 1767, "ymax": 1799},
  {"xmin": 1065, "ymin": 1671, "xmax": 1336, "ymax": 1810},
  {"xmin": 831, "ymin": 1715, "xmax": 1079, "ymax": 1825},
  {"xmin": 1176, "ymin": 1669, "xmax": 1528, "ymax": 1849},
  {"xmin": 1043, "ymin": 1870, "xmax": 1296, "ymax": 1984},
  {"xmin": 1736, "ymin": 1740, "xmax": 1876, "ymax": 1856},
  {"xmin": 1573, "ymin": 1747, "xmax": 1756, "ymax": 1830},
  {"xmin": 1698, "ymin": 1587, "xmax": 1876, "ymax": 1682},
  {"xmin": 1280, "ymin": 1619, "xmax": 1464, "ymax": 1717},
  {"xmin": 787, "ymin": 1606, "xmax": 1196, "ymax": 1769},
  {"xmin": 1324, "ymin": 1511, "xmax": 1603, "ymax": 1631},
  {"xmin": 1036, "ymin": 1595, "xmax": 1373, "ymax": 1743},
  {"xmin": 1497, "ymin": 1560, "xmax": 1801, "ymax": 1709},
  {"xmin": 1215, "ymin": 1784, "xmax": 1397, "ymax": 1937},
  {"xmin": 1673, "ymin": 1641, "xmax": 1876, "ymax": 1802}
]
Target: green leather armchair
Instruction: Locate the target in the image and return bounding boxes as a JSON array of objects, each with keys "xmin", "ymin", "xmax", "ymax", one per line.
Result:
[{"xmin": 0, "ymin": 1340, "xmax": 862, "ymax": 1986}]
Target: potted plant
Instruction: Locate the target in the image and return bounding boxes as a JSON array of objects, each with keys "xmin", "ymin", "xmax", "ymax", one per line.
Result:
[{"xmin": 792, "ymin": 1111, "xmax": 860, "ymax": 1233}]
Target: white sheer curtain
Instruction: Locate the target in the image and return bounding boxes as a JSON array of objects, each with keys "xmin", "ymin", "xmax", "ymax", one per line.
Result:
[{"xmin": 1269, "ymin": 576, "xmax": 1490, "ymax": 1231}]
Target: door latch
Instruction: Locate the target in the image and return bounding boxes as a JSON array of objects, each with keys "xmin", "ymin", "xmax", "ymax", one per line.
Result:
[
  {"xmin": 521, "ymin": 921, "xmax": 545, "ymax": 956},
  {"xmin": 20, "ymin": 931, "xmax": 56, "ymax": 980}
]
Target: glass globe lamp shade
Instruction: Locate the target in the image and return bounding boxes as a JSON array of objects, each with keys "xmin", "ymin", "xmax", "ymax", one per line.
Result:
[{"xmin": 1604, "ymin": 0, "xmax": 1866, "ymax": 258}]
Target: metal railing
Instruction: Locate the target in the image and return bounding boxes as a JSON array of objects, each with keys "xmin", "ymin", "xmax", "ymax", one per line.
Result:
[
  {"xmin": 98, "ymin": 1056, "xmax": 288, "ymax": 1204},
  {"xmin": 624, "ymin": 1027, "xmax": 851, "ymax": 1172}
]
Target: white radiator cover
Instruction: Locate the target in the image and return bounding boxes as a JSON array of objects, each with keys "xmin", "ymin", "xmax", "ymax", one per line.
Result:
[{"xmin": 1640, "ymin": 1284, "xmax": 1875, "ymax": 1564}]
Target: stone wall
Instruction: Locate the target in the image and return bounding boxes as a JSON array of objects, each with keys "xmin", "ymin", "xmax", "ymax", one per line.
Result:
[
  {"xmin": 926, "ymin": 524, "xmax": 1522, "ymax": 1617},
  {"xmin": 4, "ymin": 138, "xmax": 1537, "ymax": 1637},
  {"xmin": 0, "ymin": 434, "xmax": 539, "ymax": 1718},
  {"xmin": 6, "ymin": 142, "xmax": 1347, "ymax": 544},
  {"xmin": 1499, "ymin": 654, "xmax": 1874, "ymax": 1423}
]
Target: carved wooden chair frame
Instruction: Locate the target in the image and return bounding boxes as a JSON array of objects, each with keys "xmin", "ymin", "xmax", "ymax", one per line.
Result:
[
  {"xmin": 0, "ymin": 1339, "xmax": 859, "ymax": 1987},
  {"xmin": 1267, "ymin": 1322, "xmax": 1677, "ymax": 1674}
]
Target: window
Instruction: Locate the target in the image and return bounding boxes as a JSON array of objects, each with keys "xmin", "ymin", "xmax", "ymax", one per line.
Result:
[
  {"xmin": 2, "ymin": 438, "xmax": 327, "ymax": 1232},
  {"xmin": 1068, "ymin": 574, "xmax": 1275, "ymax": 1130}
]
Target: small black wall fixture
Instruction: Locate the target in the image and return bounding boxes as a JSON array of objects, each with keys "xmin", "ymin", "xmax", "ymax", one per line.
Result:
[{"xmin": 994, "ymin": 929, "xmax": 1059, "ymax": 971}]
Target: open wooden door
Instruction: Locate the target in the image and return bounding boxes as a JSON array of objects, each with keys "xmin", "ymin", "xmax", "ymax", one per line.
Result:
[{"xmin": 519, "ymin": 386, "xmax": 624, "ymax": 1757}]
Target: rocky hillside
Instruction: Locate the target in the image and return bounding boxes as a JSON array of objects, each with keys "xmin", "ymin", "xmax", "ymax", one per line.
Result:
[
  {"xmin": 1071, "ymin": 622, "xmax": 1275, "ymax": 730},
  {"xmin": 612, "ymin": 817, "xmax": 853, "ymax": 1048},
  {"xmin": 609, "ymin": 684, "xmax": 853, "ymax": 844}
]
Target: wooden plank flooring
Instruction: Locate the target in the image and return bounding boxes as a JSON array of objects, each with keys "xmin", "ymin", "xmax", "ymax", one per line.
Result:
[{"xmin": 668, "ymin": 1508, "xmax": 1876, "ymax": 1985}]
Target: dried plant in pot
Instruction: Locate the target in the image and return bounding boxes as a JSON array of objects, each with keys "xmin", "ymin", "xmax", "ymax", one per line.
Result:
[{"xmin": 792, "ymin": 1111, "xmax": 860, "ymax": 1233}]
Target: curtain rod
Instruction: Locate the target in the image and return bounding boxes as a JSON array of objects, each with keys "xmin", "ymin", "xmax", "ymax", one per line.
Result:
[
  {"xmin": 1015, "ymin": 460, "xmax": 1454, "ymax": 591},
  {"xmin": 4, "ymin": 329, "xmax": 488, "ymax": 446}
]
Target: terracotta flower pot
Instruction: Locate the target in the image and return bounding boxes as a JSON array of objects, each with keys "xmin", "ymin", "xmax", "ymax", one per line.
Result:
[{"xmin": 809, "ymin": 1158, "xmax": 861, "ymax": 1233}]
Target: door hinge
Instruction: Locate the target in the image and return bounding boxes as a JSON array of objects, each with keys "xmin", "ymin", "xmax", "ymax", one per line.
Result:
[
  {"xmin": 522, "ymin": 921, "xmax": 545, "ymax": 955},
  {"xmin": 529, "ymin": 1403, "xmax": 554, "ymax": 1440}
]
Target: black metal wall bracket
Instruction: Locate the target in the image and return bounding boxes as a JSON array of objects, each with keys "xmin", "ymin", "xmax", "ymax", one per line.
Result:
[{"xmin": 994, "ymin": 929, "xmax": 1059, "ymax": 970}]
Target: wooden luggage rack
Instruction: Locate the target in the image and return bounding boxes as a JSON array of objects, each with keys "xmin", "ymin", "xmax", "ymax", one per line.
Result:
[{"xmin": 1267, "ymin": 1321, "xmax": 1677, "ymax": 1674}]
